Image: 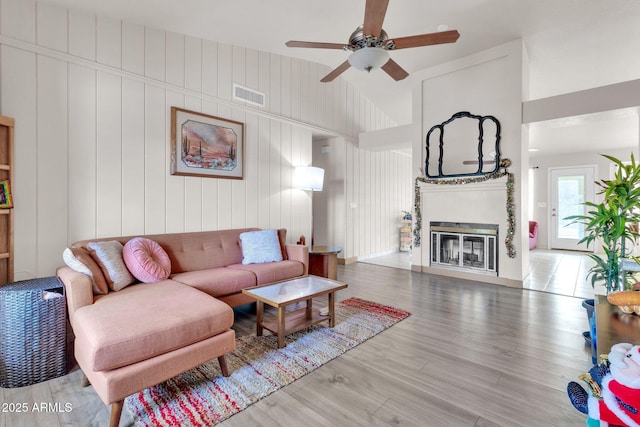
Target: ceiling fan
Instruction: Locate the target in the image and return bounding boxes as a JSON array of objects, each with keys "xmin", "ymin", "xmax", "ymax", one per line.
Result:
[{"xmin": 285, "ymin": 0, "xmax": 460, "ymax": 82}]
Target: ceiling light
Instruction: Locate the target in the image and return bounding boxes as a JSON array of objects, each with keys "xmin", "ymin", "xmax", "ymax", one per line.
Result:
[
  {"xmin": 348, "ymin": 47, "xmax": 389, "ymax": 73},
  {"xmin": 437, "ymin": 24, "xmax": 449, "ymax": 32},
  {"xmin": 529, "ymin": 148, "xmax": 539, "ymax": 152}
]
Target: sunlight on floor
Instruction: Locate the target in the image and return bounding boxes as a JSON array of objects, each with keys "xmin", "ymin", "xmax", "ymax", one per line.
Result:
[
  {"xmin": 523, "ymin": 249, "xmax": 595, "ymax": 298},
  {"xmin": 359, "ymin": 251, "xmax": 412, "ymax": 271}
]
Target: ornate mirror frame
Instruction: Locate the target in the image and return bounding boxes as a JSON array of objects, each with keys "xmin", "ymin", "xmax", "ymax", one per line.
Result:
[{"xmin": 424, "ymin": 111, "xmax": 502, "ymax": 178}]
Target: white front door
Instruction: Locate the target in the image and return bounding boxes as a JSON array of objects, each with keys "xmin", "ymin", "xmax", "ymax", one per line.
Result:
[{"xmin": 549, "ymin": 166, "xmax": 596, "ymax": 251}]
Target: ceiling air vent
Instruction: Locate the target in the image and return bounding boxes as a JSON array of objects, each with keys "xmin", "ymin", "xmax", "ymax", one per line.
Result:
[{"xmin": 233, "ymin": 84, "xmax": 265, "ymax": 107}]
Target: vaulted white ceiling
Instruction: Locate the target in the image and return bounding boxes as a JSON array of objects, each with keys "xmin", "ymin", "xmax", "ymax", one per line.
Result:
[{"xmin": 39, "ymin": 0, "xmax": 640, "ymax": 154}]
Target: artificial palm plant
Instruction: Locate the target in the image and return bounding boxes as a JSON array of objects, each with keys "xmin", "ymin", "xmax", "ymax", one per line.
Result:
[{"xmin": 566, "ymin": 154, "xmax": 640, "ymax": 293}]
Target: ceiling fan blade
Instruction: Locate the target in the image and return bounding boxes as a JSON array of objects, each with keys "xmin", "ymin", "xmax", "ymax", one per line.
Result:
[
  {"xmin": 363, "ymin": 0, "xmax": 389, "ymax": 38},
  {"xmin": 320, "ymin": 61, "xmax": 351, "ymax": 82},
  {"xmin": 391, "ymin": 30, "xmax": 460, "ymax": 50},
  {"xmin": 381, "ymin": 59, "xmax": 409, "ymax": 81},
  {"xmin": 286, "ymin": 40, "xmax": 347, "ymax": 49}
]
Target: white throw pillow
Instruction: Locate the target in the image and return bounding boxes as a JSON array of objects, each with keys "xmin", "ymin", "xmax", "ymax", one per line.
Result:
[
  {"xmin": 62, "ymin": 248, "xmax": 101, "ymax": 294},
  {"xmin": 88, "ymin": 241, "xmax": 136, "ymax": 291},
  {"xmin": 240, "ymin": 229, "xmax": 284, "ymax": 265},
  {"xmin": 62, "ymin": 247, "xmax": 110, "ymax": 294},
  {"xmin": 63, "ymin": 247, "xmax": 91, "ymax": 276}
]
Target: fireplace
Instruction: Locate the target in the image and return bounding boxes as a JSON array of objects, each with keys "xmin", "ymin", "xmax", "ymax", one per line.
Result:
[{"xmin": 430, "ymin": 222, "xmax": 498, "ymax": 275}]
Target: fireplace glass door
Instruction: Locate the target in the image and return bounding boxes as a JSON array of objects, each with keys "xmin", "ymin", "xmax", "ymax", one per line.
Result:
[
  {"xmin": 439, "ymin": 233, "xmax": 460, "ymax": 266},
  {"xmin": 431, "ymin": 225, "xmax": 497, "ymax": 275},
  {"xmin": 463, "ymin": 236, "xmax": 485, "ymax": 269}
]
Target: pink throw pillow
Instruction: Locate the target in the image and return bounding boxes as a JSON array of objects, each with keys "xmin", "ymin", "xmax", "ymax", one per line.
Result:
[{"xmin": 123, "ymin": 237, "xmax": 171, "ymax": 283}]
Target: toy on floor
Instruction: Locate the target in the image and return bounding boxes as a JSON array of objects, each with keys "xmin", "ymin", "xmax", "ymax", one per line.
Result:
[{"xmin": 567, "ymin": 343, "xmax": 640, "ymax": 426}]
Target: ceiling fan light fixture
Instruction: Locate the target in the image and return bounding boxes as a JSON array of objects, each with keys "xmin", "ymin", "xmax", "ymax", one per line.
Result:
[{"xmin": 348, "ymin": 47, "xmax": 389, "ymax": 72}]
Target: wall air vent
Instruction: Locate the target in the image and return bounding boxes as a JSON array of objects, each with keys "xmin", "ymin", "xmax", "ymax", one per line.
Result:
[{"xmin": 233, "ymin": 84, "xmax": 265, "ymax": 107}]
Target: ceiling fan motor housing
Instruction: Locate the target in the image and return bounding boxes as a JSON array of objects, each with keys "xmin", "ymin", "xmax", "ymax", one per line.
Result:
[{"xmin": 345, "ymin": 25, "xmax": 395, "ymax": 51}]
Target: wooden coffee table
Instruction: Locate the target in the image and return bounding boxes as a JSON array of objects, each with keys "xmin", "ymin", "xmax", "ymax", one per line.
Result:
[{"xmin": 242, "ymin": 275, "xmax": 348, "ymax": 348}]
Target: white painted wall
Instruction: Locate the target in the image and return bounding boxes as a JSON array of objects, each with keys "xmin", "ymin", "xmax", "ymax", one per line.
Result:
[
  {"xmin": 312, "ymin": 138, "xmax": 347, "ymax": 250},
  {"xmin": 347, "ymin": 145, "xmax": 413, "ymax": 261},
  {"xmin": 530, "ymin": 147, "xmax": 640, "ymax": 250},
  {"xmin": 527, "ymin": 6, "xmax": 640, "ymax": 101},
  {"xmin": 412, "ymin": 41, "xmax": 529, "ymax": 285},
  {"xmin": 312, "ymin": 138, "xmax": 413, "ymax": 261},
  {"xmin": 0, "ymin": 0, "xmax": 399, "ymax": 279},
  {"xmin": 358, "ymin": 124, "xmax": 414, "ymax": 151},
  {"xmin": 523, "ymin": 80, "xmax": 640, "ymax": 124}
]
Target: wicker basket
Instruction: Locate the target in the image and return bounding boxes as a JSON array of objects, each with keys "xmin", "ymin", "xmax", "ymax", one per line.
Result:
[{"xmin": 0, "ymin": 277, "xmax": 67, "ymax": 388}]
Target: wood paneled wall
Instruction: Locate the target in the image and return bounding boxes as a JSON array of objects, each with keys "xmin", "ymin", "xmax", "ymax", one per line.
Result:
[
  {"xmin": 313, "ymin": 138, "xmax": 413, "ymax": 261},
  {"xmin": 346, "ymin": 144, "xmax": 413, "ymax": 260},
  {"xmin": 0, "ymin": 0, "xmax": 400, "ymax": 279}
]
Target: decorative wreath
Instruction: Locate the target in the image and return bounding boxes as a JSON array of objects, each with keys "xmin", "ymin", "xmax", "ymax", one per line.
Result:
[{"xmin": 412, "ymin": 169, "xmax": 516, "ymax": 259}]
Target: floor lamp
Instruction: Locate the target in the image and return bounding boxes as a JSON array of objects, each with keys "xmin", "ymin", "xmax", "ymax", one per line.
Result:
[{"xmin": 294, "ymin": 166, "xmax": 324, "ymax": 247}]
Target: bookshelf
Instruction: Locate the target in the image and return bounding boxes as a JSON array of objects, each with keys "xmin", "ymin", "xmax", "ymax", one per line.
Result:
[{"xmin": 0, "ymin": 115, "xmax": 14, "ymax": 286}]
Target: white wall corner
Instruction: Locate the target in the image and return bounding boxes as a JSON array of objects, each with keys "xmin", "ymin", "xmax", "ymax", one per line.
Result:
[{"xmin": 358, "ymin": 123, "xmax": 416, "ymax": 151}]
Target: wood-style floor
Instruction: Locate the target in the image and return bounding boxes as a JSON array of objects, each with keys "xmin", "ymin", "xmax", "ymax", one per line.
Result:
[
  {"xmin": 361, "ymin": 248, "xmax": 597, "ymax": 299},
  {"xmin": 0, "ymin": 262, "xmax": 592, "ymax": 426}
]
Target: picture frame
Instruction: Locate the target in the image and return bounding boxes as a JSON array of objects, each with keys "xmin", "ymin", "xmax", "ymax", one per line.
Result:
[
  {"xmin": 170, "ymin": 107, "xmax": 244, "ymax": 179},
  {"xmin": 0, "ymin": 180, "xmax": 12, "ymax": 208}
]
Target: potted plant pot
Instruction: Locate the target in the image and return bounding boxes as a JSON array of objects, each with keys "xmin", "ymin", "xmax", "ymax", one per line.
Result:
[{"xmin": 581, "ymin": 298, "xmax": 595, "ymax": 344}]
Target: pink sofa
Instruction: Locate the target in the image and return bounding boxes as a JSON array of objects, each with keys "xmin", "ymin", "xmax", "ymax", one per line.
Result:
[
  {"xmin": 529, "ymin": 221, "xmax": 538, "ymax": 250},
  {"xmin": 56, "ymin": 228, "xmax": 308, "ymax": 427}
]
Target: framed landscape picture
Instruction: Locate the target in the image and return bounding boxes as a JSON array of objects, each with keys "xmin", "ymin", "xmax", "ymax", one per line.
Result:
[{"xmin": 170, "ymin": 107, "xmax": 244, "ymax": 179}]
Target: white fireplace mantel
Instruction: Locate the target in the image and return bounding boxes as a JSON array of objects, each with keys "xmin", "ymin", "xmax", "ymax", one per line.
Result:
[
  {"xmin": 417, "ymin": 176, "xmax": 508, "ymax": 194},
  {"xmin": 414, "ymin": 175, "xmax": 522, "ymax": 287}
]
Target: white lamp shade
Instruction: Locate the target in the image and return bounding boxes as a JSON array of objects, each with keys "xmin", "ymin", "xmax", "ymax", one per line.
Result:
[
  {"xmin": 294, "ymin": 166, "xmax": 324, "ymax": 191},
  {"xmin": 348, "ymin": 47, "xmax": 389, "ymax": 72}
]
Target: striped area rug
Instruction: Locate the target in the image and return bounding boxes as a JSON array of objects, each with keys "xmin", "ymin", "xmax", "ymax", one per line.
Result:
[{"xmin": 125, "ymin": 297, "xmax": 411, "ymax": 426}]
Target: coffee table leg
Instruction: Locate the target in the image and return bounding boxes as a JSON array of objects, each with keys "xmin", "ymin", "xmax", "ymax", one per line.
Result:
[
  {"xmin": 277, "ymin": 306, "xmax": 286, "ymax": 348},
  {"xmin": 329, "ymin": 292, "xmax": 336, "ymax": 327},
  {"xmin": 306, "ymin": 299, "xmax": 312, "ymax": 319},
  {"xmin": 256, "ymin": 300, "xmax": 264, "ymax": 336}
]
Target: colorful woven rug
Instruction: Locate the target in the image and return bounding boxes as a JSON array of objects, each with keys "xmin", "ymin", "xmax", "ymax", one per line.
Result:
[{"xmin": 125, "ymin": 297, "xmax": 410, "ymax": 426}]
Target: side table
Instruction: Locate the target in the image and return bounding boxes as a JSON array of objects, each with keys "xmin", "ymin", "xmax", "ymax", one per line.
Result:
[
  {"xmin": 595, "ymin": 294, "xmax": 640, "ymax": 357},
  {"xmin": 0, "ymin": 277, "xmax": 67, "ymax": 387},
  {"xmin": 308, "ymin": 246, "xmax": 342, "ymax": 280}
]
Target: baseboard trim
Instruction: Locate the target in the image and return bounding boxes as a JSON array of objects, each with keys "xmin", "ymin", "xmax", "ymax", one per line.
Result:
[
  {"xmin": 416, "ymin": 265, "xmax": 523, "ymax": 288},
  {"xmin": 338, "ymin": 256, "xmax": 358, "ymax": 265}
]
